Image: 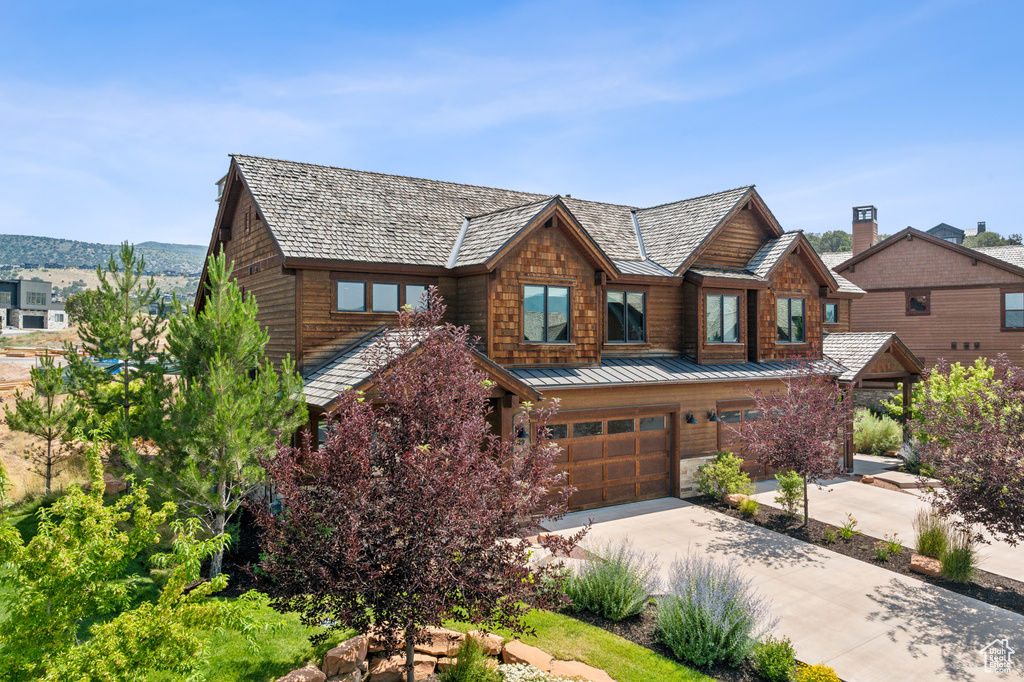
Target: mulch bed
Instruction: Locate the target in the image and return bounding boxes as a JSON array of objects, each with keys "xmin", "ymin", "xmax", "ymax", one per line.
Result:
[
  {"xmin": 696, "ymin": 496, "xmax": 1024, "ymax": 617},
  {"xmin": 565, "ymin": 602, "xmax": 772, "ymax": 682}
]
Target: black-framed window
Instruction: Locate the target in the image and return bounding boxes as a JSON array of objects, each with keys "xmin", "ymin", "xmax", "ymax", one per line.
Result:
[
  {"xmin": 706, "ymin": 294, "xmax": 740, "ymax": 344},
  {"xmin": 337, "ymin": 281, "xmax": 366, "ymax": 312},
  {"xmin": 777, "ymin": 297, "xmax": 805, "ymax": 343},
  {"xmin": 607, "ymin": 291, "xmax": 645, "ymax": 343},
  {"xmin": 54, "ymin": 313, "xmax": 64, "ymax": 323},
  {"xmin": 371, "ymin": 282, "xmax": 400, "ymax": 313},
  {"xmin": 1006, "ymin": 292, "xmax": 1024, "ymax": 328},
  {"xmin": 824, "ymin": 302, "xmax": 839, "ymax": 324},
  {"xmin": 524, "ymin": 284, "xmax": 570, "ymax": 343},
  {"xmin": 26, "ymin": 292, "xmax": 46, "ymax": 306},
  {"xmin": 406, "ymin": 284, "xmax": 428, "ymax": 311},
  {"xmin": 0, "ymin": 292, "xmax": 10, "ymax": 306}
]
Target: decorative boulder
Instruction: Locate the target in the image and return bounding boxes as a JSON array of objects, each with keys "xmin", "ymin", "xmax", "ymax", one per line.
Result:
[
  {"xmin": 722, "ymin": 493, "xmax": 748, "ymax": 508},
  {"xmin": 326, "ymin": 672, "xmax": 361, "ymax": 682},
  {"xmin": 468, "ymin": 630, "xmax": 505, "ymax": 656},
  {"xmin": 436, "ymin": 656, "xmax": 457, "ymax": 671},
  {"xmin": 550, "ymin": 660, "xmax": 616, "ymax": 682},
  {"xmin": 910, "ymin": 553, "xmax": 942, "ymax": 577},
  {"xmin": 414, "ymin": 626, "xmax": 465, "ymax": 657},
  {"xmin": 367, "ymin": 653, "xmax": 436, "ymax": 682},
  {"xmin": 277, "ymin": 665, "xmax": 327, "ymax": 682},
  {"xmin": 103, "ymin": 473, "xmax": 127, "ymax": 494},
  {"xmin": 323, "ymin": 635, "xmax": 368, "ymax": 677},
  {"xmin": 501, "ymin": 641, "xmax": 553, "ymax": 672},
  {"xmin": 861, "ymin": 475, "xmax": 875, "ymax": 484}
]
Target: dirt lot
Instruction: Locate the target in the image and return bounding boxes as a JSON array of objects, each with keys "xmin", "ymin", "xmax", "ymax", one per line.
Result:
[{"xmin": 0, "ymin": 326, "xmax": 81, "ymax": 350}]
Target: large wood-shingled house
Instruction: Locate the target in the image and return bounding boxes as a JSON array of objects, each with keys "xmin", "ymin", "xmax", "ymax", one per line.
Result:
[{"xmin": 198, "ymin": 156, "xmax": 921, "ymax": 510}]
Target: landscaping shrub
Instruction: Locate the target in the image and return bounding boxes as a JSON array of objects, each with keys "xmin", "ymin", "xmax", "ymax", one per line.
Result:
[
  {"xmin": 822, "ymin": 527, "xmax": 838, "ymax": 544},
  {"xmin": 941, "ymin": 531, "xmax": 977, "ymax": 584},
  {"xmin": 752, "ymin": 635, "xmax": 796, "ymax": 682},
  {"xmin": 774, "ymin": 470, "xmax": 804, "ymax": 517},
  {"xmin": 656, "ymin": 553, "xmax": 776, "ymax": 667},
  {"xmin": 739, "ymin": 498, "xmax": 759, "ymax": 517},
  {"xmin": 853, "ymin": 409, "xmax": 902, "ymax": 456},
  {"xmin": 913, "ymin": 509, "xmax": 950, "ymax": 559},
  {"xmin": 838, "ymin": 513, "xmax": 859, "ymax": 541},
  {"xmin": 565, "ymin": 538, "xmax": 660, "ymax": 621},
  {"xmin": 794, "ymin": 663, "xmax": 841, "ymax": 682},
  {"xmin": 440, "ymin": 637, "xmax": 500, "ymax": 682},
  {"xmin": 497, "ymin": 664, "xmax": 586, "ymax": 681},
  {"xmin": 900, "ymin": 440, "xmax": 935, "ymax": 477},
  {"xmin": 874, "ymin": 543, "xmax": 891, "ymax": 562},
  {"xmin": 695, "ymin": 451, "xmax": 754, "ymax": 498}
]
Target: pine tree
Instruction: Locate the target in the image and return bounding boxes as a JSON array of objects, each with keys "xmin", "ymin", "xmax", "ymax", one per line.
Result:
[
  {"xmin": 155, "ymin": 251, "xmax": 306, "ymax": 578},
  {"xmin": 4, "ymin": 354, "xmax": 80, "ymax": 495},
  {"xmin": 62, "ymin": 242, "xmax": 169, "ymax": 464}
]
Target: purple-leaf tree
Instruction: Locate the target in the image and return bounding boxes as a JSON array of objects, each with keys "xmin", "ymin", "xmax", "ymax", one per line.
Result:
[
  {"xmin": 919, "ymin": 353, "xmax": 1024, "ymax": 546},
  {"xmin": 742, "ymin": 357, "xmax": 852, "ymax": 525},
  {"xmin": 251, "ymin": 292, "xmax": 580, "ymax": 682}
]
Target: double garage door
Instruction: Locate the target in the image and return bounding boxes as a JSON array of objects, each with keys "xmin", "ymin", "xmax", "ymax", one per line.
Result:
[
  {"xmin": 548, "ymin": 412, "xmax": 672, "ymax": 511},
  {"xmin": 21, "ymin": 315, "xmax": 45, "ymax": 329}
]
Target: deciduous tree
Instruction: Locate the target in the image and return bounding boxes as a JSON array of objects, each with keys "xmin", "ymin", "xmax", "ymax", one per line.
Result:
[
  {"xmin": 252, "ymin": 293, "xmax": 579, "ymax": 682},
  {"xmin": 918, "ymin": 354, "xmax": 1024, "ymax": 545},
  {"xmin": 742, "ymin": 359, "xmax": 852, "ymax": 525},
  {"xmin": 3, "ymin": 353, "xmax": 80, "ymax": 495},
  {"xmin": 153, "ymin": 251, "xmax": 306, "ymax": 579}
]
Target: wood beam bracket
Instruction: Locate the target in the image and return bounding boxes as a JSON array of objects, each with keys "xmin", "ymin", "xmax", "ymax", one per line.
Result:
[{"xmin": 595, "ymin": 270, "xmax": 607, "ymax": 286}]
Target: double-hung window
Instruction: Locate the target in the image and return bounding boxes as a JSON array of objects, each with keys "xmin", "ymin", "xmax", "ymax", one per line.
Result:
[
  {"xmin": 524, "ymin": 285, "xmax": 570, "ymax": 343},
  {"xmin": 706, "ymin": 294, "xmax": 740, "ymax": 344},
  {"xmin": 1005, "ymin": 292, "xmax": 1024, "ymax": 329},
  {"xmin": 607, "ymin": 291, "xmax": 645, "ymax": 343},
  {"xmin": 777, "ymin": 297, "xmax": 805, "ymax": 343}
]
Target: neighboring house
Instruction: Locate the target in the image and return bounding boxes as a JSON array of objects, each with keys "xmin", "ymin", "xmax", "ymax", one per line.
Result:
[
  {"xmin": 0, "ymin": 278, "xmax": 67, "ymax": 330},
  {"xmin": 927, "ymin": 222, "xmax": 965, "ymax": 244},
  {"xmin": 197, "ymin": 156, "xmax": 920, "ymax": 509},
  {"xmin": 822, "ymin": 206, "xmax": 1024, "ymax": 370}
]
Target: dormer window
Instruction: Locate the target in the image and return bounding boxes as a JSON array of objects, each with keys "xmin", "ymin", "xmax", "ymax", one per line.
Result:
[
  {"xmin": 777, "ymin": 297, "xmax": 805, "ymax": 343},
  {"xmin": 524, "ymin": 285, "xmax": 570, "ymax": 343},
  {"xmin": 607, "ymin": 291, "xmax": 645, "ymax": 343},
  {"xmin": 706, "ymin": 294, "xmax": 740, "ymax": 344}
]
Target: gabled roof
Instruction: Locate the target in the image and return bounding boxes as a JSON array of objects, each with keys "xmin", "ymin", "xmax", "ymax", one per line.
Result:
[
  {"xmin": 818, "ymin": 251, "xmax": 864, "ymax": 296},
  {"xmin": 927, "ymin": 222, "xmax": 964, "ymax": 237},
  {"xmin": 834, "ymin": 227, "xmax": 1024, "ymax": 279},
  {"xmin": 822, "ymin": 331, "xmax": 923, "ymax": 383},
  {"xmin": 302, "ymin": 326, "xmax": 540, "ymax": 409},
  {"xmin": 975, "ymin": 245, "xmax": 1024, "ymax": 269},
  {"xmin": 745, "ymin": 231, "xmax": 802, "ymax": 279},
  {"xmin": 224, "ymin": 155, "xmax": 782, "ymax": 279},
  {"xmin": 636, "ymin": 186, "xmax": 755, "ymax": 273}
]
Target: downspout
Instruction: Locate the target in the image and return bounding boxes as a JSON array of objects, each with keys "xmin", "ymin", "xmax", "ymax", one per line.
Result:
[{"xmin": 446, "ymin": 218, "xmax": 471, "ymax": 269}]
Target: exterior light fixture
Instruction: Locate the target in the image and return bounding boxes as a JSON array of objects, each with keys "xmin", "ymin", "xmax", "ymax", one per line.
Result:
[
  {"xmin": 708, "ymin": 410, "xmax": 722, "ymax": 423},
  {"xmin": 685, "ymin": 412, "xmax": 698, "ymax": 424}
]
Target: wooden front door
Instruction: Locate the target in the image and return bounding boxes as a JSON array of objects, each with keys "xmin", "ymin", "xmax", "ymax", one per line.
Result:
[{"xmin": 548, "ymin": 412, "xmax": 672, "ymax": 511}]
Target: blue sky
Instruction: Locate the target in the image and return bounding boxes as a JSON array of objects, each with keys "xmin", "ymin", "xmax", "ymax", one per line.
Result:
[{"xmin": 0, "ymin": 0, "xmax": 1021, "ymax": 246}]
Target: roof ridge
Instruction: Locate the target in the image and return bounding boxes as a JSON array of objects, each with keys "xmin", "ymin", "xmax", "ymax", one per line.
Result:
[
  {"xmin": 560, "ymin": 195, "xmax": 640, "ymax": 210},
  {"xmin": 465, "ymin": 196, "xmax": 555, "ymax": 220},
  {"xmin": 231, "ymin": 154, "xmax": 549, "ymax": 200},
  {"xmin": 638, "ymin": 185, "xmax": 754, "ymax": 212}
]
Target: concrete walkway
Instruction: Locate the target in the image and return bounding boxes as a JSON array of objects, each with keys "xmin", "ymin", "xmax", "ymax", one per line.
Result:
[
  {"xmin": 750, "ymin": 467, "xmax": 1024, "ymax": 584},
  {"xmin": 542, "ymin": 498, "xmax": 1023, "ymax": 682}
]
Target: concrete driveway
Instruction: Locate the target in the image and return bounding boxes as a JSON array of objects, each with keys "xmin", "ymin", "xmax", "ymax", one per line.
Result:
[
  {"xmin": 750, "ymin": 461, "xmax": 1024, "ymax": 584},
  {"xmin": 542, "ymin": 498, "xmax": 1023, "ymax": 682}
]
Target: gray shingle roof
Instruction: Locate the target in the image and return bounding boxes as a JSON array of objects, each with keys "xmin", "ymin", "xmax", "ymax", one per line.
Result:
[
  {"xmin": 817, "ymin": 251, "xmax": 865, "ymax": 295},
  {"xmin": 822, "ymin": 331, "xmax": 896, "ymax": 382},
  {"xmin": 301, "ymin": 327, "xmax": 420, "ymax": 408},
  {"xmin": 636, "ymin": 186, "xmax": 753, "ymax": 273},
  {"xmin": 974, "ymin": 245, "xmax": 1024, "ymax": 269},
  {"xmin": 232, "ymin": 155, "xmax": 752, "ymax": 272},
  {"xmin": 511, "ymin": 355, "xmax": 844, "ymax": 390},
  {"xmin": 746, "ymin": 232, "xmax": 801, "ymax": 278}
]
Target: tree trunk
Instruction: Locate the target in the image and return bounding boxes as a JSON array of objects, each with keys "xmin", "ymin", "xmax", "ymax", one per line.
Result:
[
  {"xmin": 45, "ymin": 439, "xmax": 52, "ymax": 496},
  {"xmin": 405, "ymin": 626, "xmax": 416, "ymax": 682},
  {"xmin": 803, "ymin": 478, "xmax": 809, "ymax": 527},
  {"xmin": 210, "ymin": 460, "xmax": 228, "ymax": 580}
]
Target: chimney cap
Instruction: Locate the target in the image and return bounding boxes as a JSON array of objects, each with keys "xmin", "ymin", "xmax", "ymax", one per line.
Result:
[{"xmin": 853, "ymin": 206, "xmax": 877, "ymax": 223}]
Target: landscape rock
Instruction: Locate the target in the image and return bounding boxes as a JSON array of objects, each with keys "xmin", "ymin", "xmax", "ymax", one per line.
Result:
[
  {"xmin": 277, "ymin": 665, "xmax": 327, "ymax": 682},
  {"xmin": 722, "ymin": 493, "xmax": 748, "ymax": 508},
  {"xmin": 861, "ymin": 475, "xmax": 875, "ymax": 484},
  {"xmin": 323, "ymin": 635, "xmax": 368, "ymax": 677},
  {"xmin": 468, "ymin": 630, "xmax": 505, "ymax": 656},
  {"xmin": 103, "ymin": 473, "xmax": 127, "ymax": 494},
  {"xmin": 436, "ymin": 656, "xmax": 456, "ymax": 671},
  {"xmin": 910, "ymin": 553, "xmax": 942, "ymax": 577},
  {"xmin": 501, "ymin": 641, "xmax": 553, "ymax": 672},
  {"xmin": 550, "ymin": 659, "xmax": 616, "ymax": 682},
  {"xmin": 367, "ymin": 653, "xmax": 436, "ymax": 682},
  {"xmin": 414, "ymin": 626, "xmax": 465, "ymax": 657},
  {"xmin": 326, "ymin": 672, "xmax": 361, "ymax": 682}
]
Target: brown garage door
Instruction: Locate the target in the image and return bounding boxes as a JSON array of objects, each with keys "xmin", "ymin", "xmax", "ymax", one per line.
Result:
[{"xmin": 548, "ymin": 413, "xmax": 672, "ymax": 511}]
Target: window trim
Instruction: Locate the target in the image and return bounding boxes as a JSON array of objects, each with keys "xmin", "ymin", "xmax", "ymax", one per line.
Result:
[
  {"xmin": 335, "ymin": 280, "xmax": 367, "ymax": 312},
  {"xmin": 329, "ymin": 273, "xmax": 435, "ymax": 315},
  {"xmin": 905, "ymin": 289, "xmax": 931, "ymax": 317},
  {"xmin": 523, "ymin": 283, "xmax": 572, "ymax": 344},
  {"xmin": 370, "ymin": 282, "xmax": 401, "ymax": 313},
  {"xmin": 822, "ymin": 301, "xmax": 840, "ymax": 326},
  {"xmin": 776, "ymin": 296, "xmax": 807, "ymax": 344},
  {"xmin": 1001, "ymin": 287, "xmax": 1024, "ymax": 332},
  {"xmin": 705, "ymin": 291, "xmax": 742, "ymax": 345},
  {"xmin": 606, "ymin": 289, "xmax": 647, "ymax": 343}
]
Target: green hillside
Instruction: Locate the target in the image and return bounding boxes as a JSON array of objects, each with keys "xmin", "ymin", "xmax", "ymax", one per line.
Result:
[{"xmin": 0, "ymin": 235, "xmax": 207, "ymax": 274}]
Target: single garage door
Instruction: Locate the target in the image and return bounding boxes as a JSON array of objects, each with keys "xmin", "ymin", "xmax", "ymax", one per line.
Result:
[
  {"xmin": 21, "ymin": 315, "xmax": 45, "ymax": 330},
  {"xmin": 548, "ymin": 412, "xmax": 671, "ymax": 511}
]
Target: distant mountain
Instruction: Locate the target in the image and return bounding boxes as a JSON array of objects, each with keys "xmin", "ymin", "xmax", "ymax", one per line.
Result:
[{"xmin": 0, "ymin": 235, "xmax": 207, "ymax": 273}]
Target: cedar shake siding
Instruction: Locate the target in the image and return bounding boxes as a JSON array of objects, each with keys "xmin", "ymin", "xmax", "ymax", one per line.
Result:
[
  {"xmin": 693, "ymin": 208, "xmax": 773, "ymax": 270},
  {"xmin": 757, "ymin": 254, "xmax": 824, "ymax": 362}
]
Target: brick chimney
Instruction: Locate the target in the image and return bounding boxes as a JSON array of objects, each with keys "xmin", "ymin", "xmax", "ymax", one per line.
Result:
[{"xmin": 852, "ymin": 205, "xmax": 878, "ymax": 255}]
